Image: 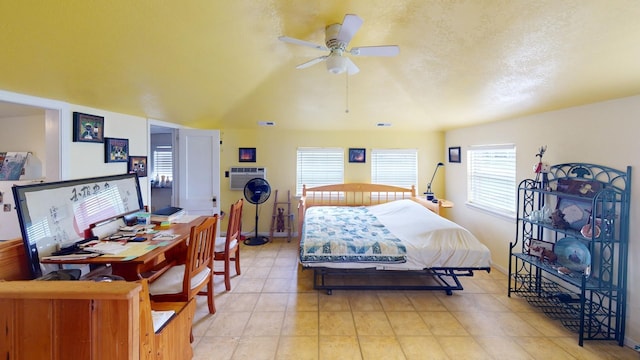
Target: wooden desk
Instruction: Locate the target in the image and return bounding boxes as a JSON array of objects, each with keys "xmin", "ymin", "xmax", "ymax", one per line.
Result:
[{"xmin": 40, "ymin": 217, "xmax": 205, "ymax": 281}]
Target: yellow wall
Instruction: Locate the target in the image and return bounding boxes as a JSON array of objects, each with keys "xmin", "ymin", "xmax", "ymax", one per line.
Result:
[
  {"xmin": 445, "ymin": 94, "xmax": 640, "ymax": 346},
  {"xmin": 2, "ymin": 89, "xmax": 640, "ymax": 346},
  {"xmin": 218, "ymin": 128, "xmax": 445, "ymax": 233}
]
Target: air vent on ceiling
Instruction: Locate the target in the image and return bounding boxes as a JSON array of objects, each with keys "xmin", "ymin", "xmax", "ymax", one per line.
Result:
[
  {"xmin": 258, "ymin": 121, "xmax": 276, "ymax": 126},
  {"xmin": 229, "ymin": 167, "xmax": 267, "ymax": 190},
  {"xmin": 376, "ymin": 122, "xmax": 392, "ymax": 127}
]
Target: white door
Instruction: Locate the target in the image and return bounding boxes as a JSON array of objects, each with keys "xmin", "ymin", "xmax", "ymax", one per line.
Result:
[{"xmin": 177, "ymin": 129, "xmax": 220, "ymax": 216}]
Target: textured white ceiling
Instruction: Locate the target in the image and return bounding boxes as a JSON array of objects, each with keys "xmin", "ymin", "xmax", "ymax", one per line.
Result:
[{"xmin": 0, "ymin": 1, "xmax": 639, "ymax": 130}]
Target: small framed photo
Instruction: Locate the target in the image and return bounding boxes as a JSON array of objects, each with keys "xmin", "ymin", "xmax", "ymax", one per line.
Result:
[
  {"xmin": 104, "ymin": 137, "xmax": 129, "ymax": 163},
  {"xmin": 556, "ymin": 178, "xmax": 601, "ymax": 198},
  {"xmin": 239, "ymin": 147, "xmax": 256, "ymax": 162},
  {"xmin": 448, "ymin": 146, "xmax": 461, "ymax": 163},
  {"xmin": 528, "ymin": 239, "xmax": 554, "ymax": 257},
  {"xmin": 128, "ymin": 156, "xmax": 148, "ymax": 177},
  {"xmin": 557, "ymin": 197, "xmax": 593, "ymax": 231},
  {"xmin": 73, "ymin": 112, "xmax": 104, "ymax": 143},
  {"xmin": 349, "ymin": 148, "xmax": 366, "ymax": 163}
]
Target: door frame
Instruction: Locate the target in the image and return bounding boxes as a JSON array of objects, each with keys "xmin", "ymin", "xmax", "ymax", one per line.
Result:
[
  {"xmin": 0, "ymin": 90, "xmax": 70, "ymax": 180},
  {"xmin": 148, "ymin": 119, "xmax": 182, "ymax": 208}
]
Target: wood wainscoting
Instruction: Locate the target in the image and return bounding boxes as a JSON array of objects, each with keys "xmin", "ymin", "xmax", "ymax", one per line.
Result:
[{"xmin": 0, "ymin": 239, "xmax": 31, "ymax": 280}]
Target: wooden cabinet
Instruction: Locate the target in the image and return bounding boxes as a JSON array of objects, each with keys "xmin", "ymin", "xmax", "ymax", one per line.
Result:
[
  {"xmin": 0, "ymin": 239, "xmax": 31, "ymax": 280},
  {"xmin": 0, "ymin": 281, "xmax": 141, "ymax": 359},
  {"xmin": 0, "ymin": 280, "xmax": 194, "ymax": 359}
]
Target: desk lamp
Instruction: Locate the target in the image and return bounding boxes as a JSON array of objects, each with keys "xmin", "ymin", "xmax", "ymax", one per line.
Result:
[{"xmin": 424, "ymin": 162, "xmax": 444, "ymax": 202}]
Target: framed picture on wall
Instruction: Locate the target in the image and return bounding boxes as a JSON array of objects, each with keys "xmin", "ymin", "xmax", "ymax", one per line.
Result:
[
  {"xmin": 239, "ymin": 148, "xmax": 256, "ymax": 162},
  {"xmin": 448, "ymin": 146, "xmax": 461, "ymax": 163},
  {"xmin": 349, "ymin": 148, "xmax": 366, "ymax": 163},
  {"xmin": 72, "ymin": 112, "xmax": 104, "ymax": 143},
  {"xmin": 104, "ymin": 137, "xmax": 129, "ymax": 163},
  {"xmin": 128, "ymin": 156, "xmax": 147, "ymax": 177}
]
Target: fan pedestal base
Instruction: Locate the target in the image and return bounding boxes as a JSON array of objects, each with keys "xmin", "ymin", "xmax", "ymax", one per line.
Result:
[{"xmin": 244, "ymin": 236, "xmax": 269, "ymax": 246}]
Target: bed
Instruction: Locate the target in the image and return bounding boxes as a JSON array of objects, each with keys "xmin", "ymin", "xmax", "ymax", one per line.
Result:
[{"xmin": 297, "ymin": 183, "xmax": 491, "ymax": 294}]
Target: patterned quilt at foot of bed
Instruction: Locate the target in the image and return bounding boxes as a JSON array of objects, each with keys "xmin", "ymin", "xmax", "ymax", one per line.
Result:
[{"xmin": 300, "ymin": 206, "xmax": 407, "ymax": 263}]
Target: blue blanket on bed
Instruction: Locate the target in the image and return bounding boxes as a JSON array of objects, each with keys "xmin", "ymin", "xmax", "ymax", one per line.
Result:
[{"xmin": 300, "ymin": 206, "xmax": 407, "ymax": 263}]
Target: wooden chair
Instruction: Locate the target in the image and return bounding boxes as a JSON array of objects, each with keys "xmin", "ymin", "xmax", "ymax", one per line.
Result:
[
  {"xmin": 214, "ymin": 199, "xmax": 243, "ymax": 291},
  {"xmin": 147, "ymin": 215, "xmax": 218, "ymax": 314}
]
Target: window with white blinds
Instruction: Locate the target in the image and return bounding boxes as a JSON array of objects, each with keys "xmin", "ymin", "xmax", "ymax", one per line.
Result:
[
  {"xmin": 153, "ymin": 145, "xmax": 173, "ymax": 179},
  {"xmin": 371, "ymin": 149, "xmax": 418, "ymax": 189},
  {"xmin": 467, "ymin": 144, "xmax": 516, "ymax": 216},
  {"xmin": 296, "ymin": 147, "xmax": 344, "ymax": 196}
]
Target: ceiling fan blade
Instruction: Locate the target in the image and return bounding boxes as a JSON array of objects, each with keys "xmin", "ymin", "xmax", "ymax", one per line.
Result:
[
  {"xmin": 350, "ymin": 45, "xmax": 400, "ymax": 57},
  {"xmin": 278, "ymin": 36, "xmax": 328, "ymax": 51},
  {"xmin": 336, "ymin": 14, "xmax": 363, "ymax": 44},
  {"xmin": 296, "ymin": 55, "xmax": 328, "ymax": 69},
  {"xmin": 345, "ymin": 58, "xmax": 360, "ymax": 75}
]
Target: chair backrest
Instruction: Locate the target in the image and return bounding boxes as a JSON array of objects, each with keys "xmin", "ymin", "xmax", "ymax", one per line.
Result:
[
  {"xmin": 182, "ymin": 215, "xmax": 218, "ymax": 294},
  {"xmin": 221, "ymin": 199, "xmax": 243, "ymax": 253}
]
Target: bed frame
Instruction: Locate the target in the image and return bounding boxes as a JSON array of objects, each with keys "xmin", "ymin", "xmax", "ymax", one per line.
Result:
[{"xmin": 297, "ymin": 183, "xmax": 490, "ymax": 295}]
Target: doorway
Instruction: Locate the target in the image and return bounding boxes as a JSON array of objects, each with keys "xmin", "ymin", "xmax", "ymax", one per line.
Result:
[{"xmin": 149, "ymin": 124, "xmax": 176, "ymax": 212}]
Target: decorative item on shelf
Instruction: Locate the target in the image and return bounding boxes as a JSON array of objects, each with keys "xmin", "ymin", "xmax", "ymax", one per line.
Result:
[
  {"xmin": 528, "ymin": 239, "xmax": 554, "ymax": 258},
  {"xmin": 539, "ymin": 248, "xmax": 557, "ymax": 265},
  {"xmin": 533, "ymin": 145, "xmax": 549, "ymax": 189},
  {"xmin": 72, "ymin": 112, "xmax": 104, "ymax": 143},
  {"xmin": 556, "ymin": 178, "xmax": 601, "ymax": 197},
  {"xmin": 424, "ymin": 162, "xmax": 444, "ymax": 202},
  {"xmin": 550, "ymin": 209, "xmax": 570, "ymax": 229},
  {"xmin": 580, "ymin": 217, "xmax": 601, "ymax": 238},
  {"xmin": 348, "ymin": 148, "xmax": 366, "ymax": 163},
  {"xmin": 553, "ymin": 237, "xmax": 591, "ymax": 273}
]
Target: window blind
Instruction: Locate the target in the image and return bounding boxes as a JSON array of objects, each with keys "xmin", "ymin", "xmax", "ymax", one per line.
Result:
[
  {"xmin": 153, "ymin": 145, "xmax": 173, "ymax": 179},
  {"xmin": 371, "ymin": 149, "xmax": 418, "ymax": 189},
  {"xmin": 296, "ymin": 147, "xmax": 344, "ymax": 196},
  {"xmin": 467, "ymin": 144, "xmax": 516, "ymax": 216}
]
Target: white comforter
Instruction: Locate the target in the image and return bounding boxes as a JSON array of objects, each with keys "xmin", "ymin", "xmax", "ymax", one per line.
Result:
[{"xmin": 301, "ymin": 199, "xmax": 492, "ymax": 270}]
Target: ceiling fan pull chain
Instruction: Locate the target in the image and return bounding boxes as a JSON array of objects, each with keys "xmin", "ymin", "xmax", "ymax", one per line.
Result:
[{"xmin": 345, "ymin": 72, "xmax": 349, "ymax": 113}]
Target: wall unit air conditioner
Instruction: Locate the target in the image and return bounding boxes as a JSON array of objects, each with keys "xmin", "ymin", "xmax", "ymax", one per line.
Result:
[{"xmin": 229, "ymin": 167, "xmax": 266, "ymax": 190}]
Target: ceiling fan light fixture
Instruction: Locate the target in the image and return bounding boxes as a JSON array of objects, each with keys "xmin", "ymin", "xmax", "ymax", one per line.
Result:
[
  {"xmin": 279, "ymin": 14, "xmax": 399, "ymax": 76},
  {"xmin": 326, "ymin": 54, "xmax": 347, "ymax": 74}
]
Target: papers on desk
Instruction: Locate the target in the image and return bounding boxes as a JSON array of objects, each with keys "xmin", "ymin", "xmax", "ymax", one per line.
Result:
[
  {"xmin": 151, "ymin": 310, "xmax": 175, "ymax": 332},
  {"xmin": 170, "ymin": 214, "xmax": 201, "ymax": 224},
  {"xmin": 84, "ymin": 242, "xmax": 129, "ymax": 255},
  {"xmin": 41, "ymin": 253, "xmax": 101, "ymax": 261},
  {"xmin": 152, "ymin": 232, "xmax": 180, "ymax": 240}
]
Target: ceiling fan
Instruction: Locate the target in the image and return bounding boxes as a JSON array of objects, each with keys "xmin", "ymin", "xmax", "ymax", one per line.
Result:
[{"xmin": 278, "ymin": 14, "xmax": 399, "ymax": 75}]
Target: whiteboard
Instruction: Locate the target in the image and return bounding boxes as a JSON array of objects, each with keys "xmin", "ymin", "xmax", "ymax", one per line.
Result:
[{"xmin": 12, "ymin": 173, "xmax": 144, "ymax": 278}]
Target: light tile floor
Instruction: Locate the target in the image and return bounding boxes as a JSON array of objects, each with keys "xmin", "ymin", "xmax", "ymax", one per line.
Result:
[{"xmin": 191, "ymin": 240, "xmax": 638, "ymax": 360}]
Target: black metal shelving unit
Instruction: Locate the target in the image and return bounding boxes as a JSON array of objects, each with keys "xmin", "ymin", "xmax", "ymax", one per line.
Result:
[{"xmin": 508, "ymin": 163, "xmax": 631, "ymax": 346}]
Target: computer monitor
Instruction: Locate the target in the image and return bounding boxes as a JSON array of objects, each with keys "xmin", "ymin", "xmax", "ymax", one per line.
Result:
[{"xmin": 12, "ymin": 173, "xmax": 144, "ymax": 278}]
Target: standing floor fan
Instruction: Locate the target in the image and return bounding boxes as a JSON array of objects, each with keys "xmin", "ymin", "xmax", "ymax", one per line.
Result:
[{"xmin": 243, "ymin": 177, "xmax": 272, "ymax": 246}]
